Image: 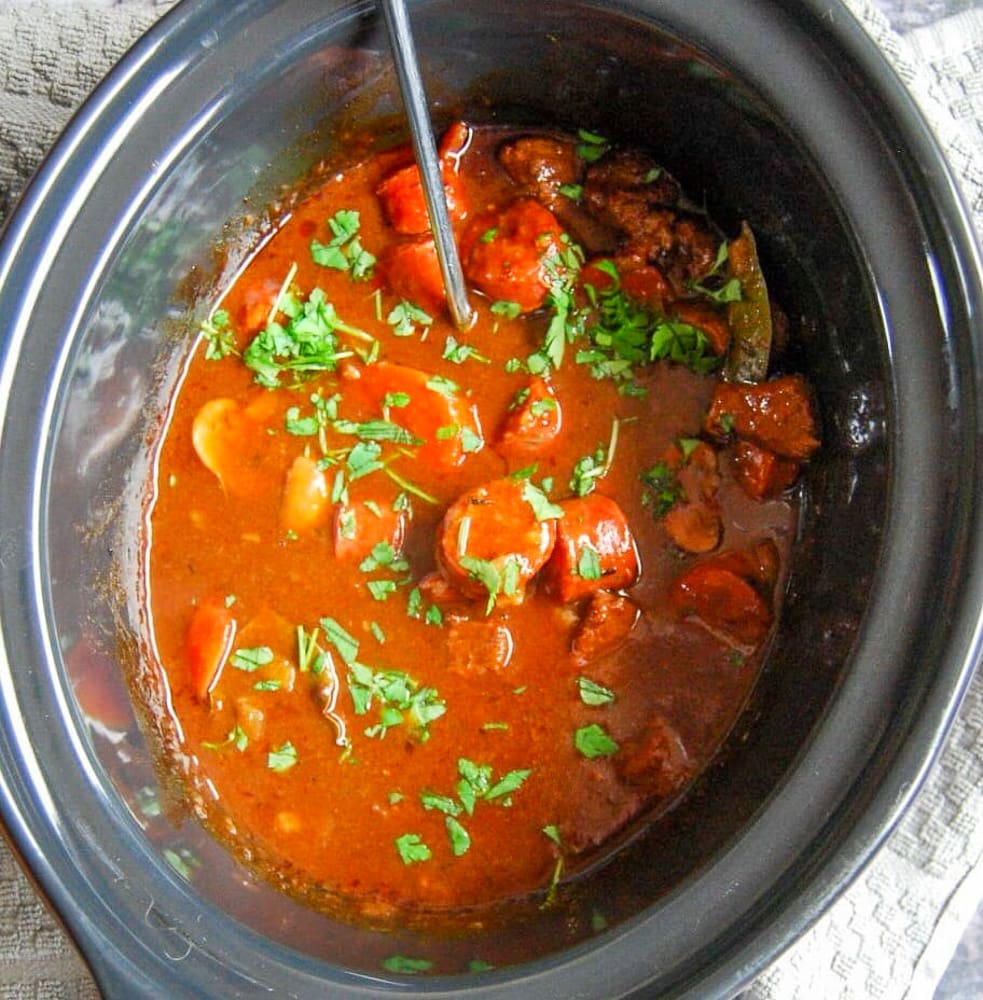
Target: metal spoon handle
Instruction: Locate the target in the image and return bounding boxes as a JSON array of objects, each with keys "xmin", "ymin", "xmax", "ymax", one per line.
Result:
[{"xmin": 380, "ymin": 0, "xmax": 473, "ymax": 330}]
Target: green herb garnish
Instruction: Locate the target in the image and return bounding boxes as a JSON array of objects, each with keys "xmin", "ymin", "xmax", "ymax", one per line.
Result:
[{"xmin": 574, "ymin": 723, "xmax": 620, "ymax": 759}]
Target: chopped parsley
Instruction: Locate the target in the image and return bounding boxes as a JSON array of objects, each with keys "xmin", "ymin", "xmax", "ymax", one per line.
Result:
[
  {"xmin": 576, "ymin": 544, "xmax": 602, "ymax": 580},
  {"xmin": 310, "ymin": 209, "xmax": 376, "ymax": 280},
  {"xmin": 640, "ymin": 461, "xmax": 683, "ymax": 518},
  {"xmin": 267, "ymin": 741, "xmax": 299, "ymax": 772},
  {"xmin": 575, "ymin": 128, "xmax": 610, "ymax": 163},
  {"xmin": 201, "ymin": 724, "xmax": 249, "ymax": 752},
  {"xmin": 358, "ymin": 541, "xmax": 409, "ymax": 574},
  {"xmin": 346, "ymin": 662, "xmax": 445, "ymax": 740},
  {"xmin": 689, "ymin": 241, "xmax": 742, "ymax": 304},
  {"xmin": 490, "ymin": 300, "xmax": 522, "ymax": 320},
  {"xmin": 381, "ymin": 954, "xmax": 433, "ymax": 975},
  {"xmin": 522, "ymin": 479, "xmax": 564, "ymax": 521},
  {"xmin": 381, "ymin": 955, "xmax": 433, "ymax": 975},
  {"xmin": 458, "ymin": 555, "xmax": 508, "ymax": 615},
  {"xmin": 574, "ymin": 723, "xmax": 620, "ymax": 759},
  {"xmin": 243, "ymin": 286, "xmax": 366, "ymax": 387},
  {"xmin": 387, "ymin": 300, "xmax": 433, "ymax": 338},
  {"xmin": 577, "ymin": 676, "xmax": 615, "ymax": 706},
  {"xmin": 442, "ymin": 335, "xmax": 490, "ymax": 365},
  {"xmin": 394, "ymin": 833, "xmax": 431, "ymax": 865},
  {"xmin": 200, "ymin": 309, "xmax": 237, "ymax": 360},
  {"xmin": 569, "ymin": 418, "xmax": 621, "ymax": 497},
  {"xmin": 416, "ymin": 758, "xmax": 532, "ymax": 857},
  {"xmin": 230, "ymin": 646, "xmax": 274, "ymax": 672}
]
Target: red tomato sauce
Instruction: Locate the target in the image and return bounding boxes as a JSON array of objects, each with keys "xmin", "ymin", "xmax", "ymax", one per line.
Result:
[{"xmin": 141, "ymin": 124, "xmax": 818, "ymax": 927}]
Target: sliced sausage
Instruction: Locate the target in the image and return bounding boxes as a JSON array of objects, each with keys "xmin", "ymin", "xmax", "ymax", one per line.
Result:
[
  {"xmin": 463, "ymin": 199, "xmax": 567, "ymax": 313},
  {"xmin": 376, "ymin": 121, "xmax": 471, "ymax": 235},
  {"xmin": 543, "ymin": 494, "xmax": 639, "ymax": 603},
  {"xmin": 185, "ymin": 598, "xmax": 237, "ymax": 700},
  {"xmin": 436, "ymin": 477, "xmax": 558, "ymax": 606},
  {"xmin": 281, "ymin": 455, "xmax": 330, "ymax": 534}
]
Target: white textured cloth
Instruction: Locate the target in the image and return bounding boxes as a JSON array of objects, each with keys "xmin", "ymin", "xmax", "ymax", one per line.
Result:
[
  {"xmin": 748, "ymin": 7, "xmax": 983, "ymax": 998},
  {"xmin": 0, "ymin": 2, "xmax": 981, "ymax": 999}
]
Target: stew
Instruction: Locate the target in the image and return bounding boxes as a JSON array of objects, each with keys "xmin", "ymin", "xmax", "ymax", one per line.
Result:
[{"xmin": 142, "ymin": 121, "xmax": 819, "ymax": 926}]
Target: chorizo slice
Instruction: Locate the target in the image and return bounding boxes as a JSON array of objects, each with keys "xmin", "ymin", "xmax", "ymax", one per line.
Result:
[
  {"xmin": 495, "ymin": 377, "xmax": 562, "ymax": 460},
  {"xmin": 544, "ymin": 494, "xmax": 639, "ymax": 603},
  {"xmin": 376, "ymin": 121, "xmax": 471, "ymax": 234},
  {"xmin": 571, "ymin": 591, "xmax": 639, "ymax": 664},
  {"xmin": 463, "ymin": 199, "xmax": 567, "ymax": 313},
  {"xmin": 704, "ymin": 374, "xmax": 820, "ymax": 460},
  {"xmin": 436, "ymin": 477, "xmax": 558, "ymax": 607}
]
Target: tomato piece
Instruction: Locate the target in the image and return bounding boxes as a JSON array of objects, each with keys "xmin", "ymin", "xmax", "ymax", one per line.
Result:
[
  {"xmin": 495, "ymin": 377, "xmax": 562, "ymax": 460},
  {"xmin": 381, "ymin": 236, "xmax": 447, "ymax": 313},
  {"xmin": 672, "ymin": 300, "xmax": 731, "ymax": 356},
  {"xmin": 571, "ymin": 590, "xmax": 639, "ymax": 664},
  {"xmin": 669, "ymin": 562, "xmax": 772, "ymax": 648},
  {"xmin": 376, "ymin": 123, "xmax": 471, "ymax": 235},
  {"xmin": 186, "ymin": 599, "xmax": 237, "ymax": 700},
  {"xmin": 345, "ymin": 360, "xmax": 483, "ymax": 468},
  {"xmin": 733, "ymin": 439, "xmax": 800, "ymax": 499},
  {"xmin": 436, "ymin": 477, "xmax": 558, "ymax": 606},
  {"xmin": 704, "ymin": 374, "xmax": 819, "ymax": 460},
  {"xmin": 333, "ymin": 498, "xmax": 408, "ymax": 563},
  {"xmin": 543, "ymin": 494, "xmax": 639, "ymax": 603},
  {"xmin": 463, "ymin": 199, "xmax": 567, "ymax": 312},
  {"xmin": 281, "ymin": 455, "xmax": 330, "ymax": 534}
]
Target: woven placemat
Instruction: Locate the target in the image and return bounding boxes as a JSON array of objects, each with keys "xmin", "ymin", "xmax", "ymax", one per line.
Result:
[{"xmin": 0, "ymin": 2, "xmax": 981, "ymax": 998}]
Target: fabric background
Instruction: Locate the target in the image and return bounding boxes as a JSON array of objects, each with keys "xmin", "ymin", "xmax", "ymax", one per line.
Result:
[{"xmin": 0, "ymin": 1, "xmax": 981, "ymax": 998}]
